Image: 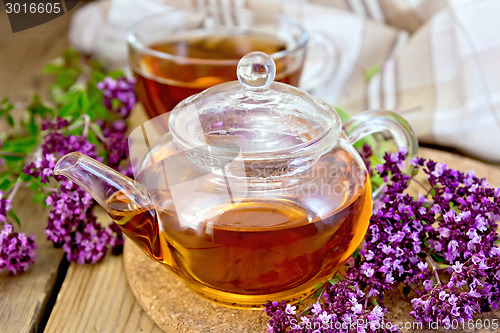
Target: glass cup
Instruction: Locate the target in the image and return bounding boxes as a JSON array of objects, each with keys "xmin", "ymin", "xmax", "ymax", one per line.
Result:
[{"xmin": 127, "ymin": 6, "xmax": 335, "ymax": 119}]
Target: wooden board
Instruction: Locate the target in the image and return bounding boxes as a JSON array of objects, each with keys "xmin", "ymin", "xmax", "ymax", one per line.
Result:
[
  {"xmin": 0, "ymin": 7, "xmax": 75, "ymax": 101},
  {"xmin": 43, "ymin": 205, "xmax": 162, "ymax": 333},
  {"xmin": 44, "ymin": 254, "xmax": 163, "ymax": 333},
  {"xmin": 0, "ymin": 6, "xmax": 81, "ymax": 332},
  {"xmin": 122, "ymin": 147, "xmax": 500, "ymax": 333},
  {"xmin": 0, "ymin": 190, "xmax": 65, "ymax": 333}
]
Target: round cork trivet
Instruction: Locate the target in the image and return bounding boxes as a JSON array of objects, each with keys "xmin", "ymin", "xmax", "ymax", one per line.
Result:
[{"xmin": 123, "ymin": 148, "xmax": 500, "ymax": 333}]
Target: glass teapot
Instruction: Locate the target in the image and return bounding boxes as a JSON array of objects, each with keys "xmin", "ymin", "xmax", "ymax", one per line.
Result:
[{"xmin": 54, "ymin": 52, "xmax": 417, "ymax": 308}]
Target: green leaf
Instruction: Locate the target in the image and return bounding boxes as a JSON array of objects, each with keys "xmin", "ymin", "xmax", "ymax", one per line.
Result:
[
  {"xmin": 1, "ymin": 155, "xmax": 25, "ymax": 173},
  {"xmin": 111, "ymin": 98, "xmax": 121, "ymax": 110},
  {"xmin": 0, "ymin": 176, "xmax": 14, "ymax": 192},
  {"xmin": 430, "ymin": 252, "xmax": 446, "ymax": 263},
  {"xmin": 107, "ymin": 69, "xmax": 125, "ymax": 79},
  {"xmin": 1, "ymin": 136, "xmax": 38, "ymax": 154},
  {"xmin": 22, "ymin": 115, "xmax": 39, "ymax": 136},
  {"xmin": 88, "ymin": 59, "xmax": 105, "ymax": 72},
  {"xmin": 364, "ymin": 64, "xmax": 381, "ymax": 82},
  {"xmin": 0, "ymin": 98, "xmax": 15, "ymax": 130},
  {"xmin": 58, "ymin": 92, "xmax": 82, "ymax": 118},
  {"xmin": 2, "ymin": 136, "xmax": 37, "ymax": 147},
  {"xmin": 27, "ymin": 177, "xmax": 44, "ymax": 194},
  {"xmin": 352, "ymin": 246, "xmax": 361, "ymax": 259},
  {"xmin": 43, "ymin": 62, "xmax": 63, "ymax": 75},
  {"xmin": 33, "ymin": 192, "xmax": 46, "ymax": 204},
  {"xmin": 91, "ymin": 105, "xmax": 110, "ymax": 121},
  {"xmin": 402, "ymin": 286, "xmax": 411, "ymax": 298},
  {"xmin": 79, "ymin": 91, "xmax": 91, "ymax": 111},
  {"xmin": 6, "ymin": 115, "xmax": 15, "ymax": 128},
  {"xmin": 7, "ymin": 209, "xmax": 21, "ymax": 227},
  {"xmin": 0, "ymin": 171, "xmax": 11, "ymax": 181},
  {"xmin": 62, "ymin": 47, "xmax": 80, "ymax": 66},
  {"xmin": 86, "ymin": 130, "xmax": 101, "ymax": 147},
  {"xmin": 19, "ymin": 172, "xmax": 33, "ymax": 182},
  {"xmin": 0, "ymin": 97, "xmax": 13, "ymax": 113},
  {"xmin": 333, "ymin": 106, "xmax": 351, "ymax": 123},
  {"xmin": 369, "ymin": 173, "xmax": 384, "ymax": 188},
  {"xmin": 45, "ymin": 49, "xmax": 83, "ymax": 93},
  {"xmin": 312, "ymin": 282, "xmax": 325, "ymax": 298},
  {"xmin": 90, "ymin": 123, "xmax": 103, "ymax": 137},
  {"xmin": 27, "ymin": 95, "xmax": 54, "ymax": 117},
  {"xmin": 89, "ymin": 70, "xmax": 106, "ymax": 86},
  {"xmin": 328, "ymin": 275, "xmax": 342, "ymax": 286}
]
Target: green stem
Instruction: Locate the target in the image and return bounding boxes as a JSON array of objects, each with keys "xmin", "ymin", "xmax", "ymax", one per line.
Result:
[
  {"xmin": 7, "ymin": 177, "xmax": 22, "ymax": 203},
  {"xmin": 82, "ymin": 114, "xmax": 90, "ymax": 137},
  {"xmin": 90, "ymin": 123, "xmax": 107, "ymax": 143},
  {"xmin": 296, "ymin": 304, "xmax": 313, "ymax": 318},
  {"xmin": 426, "ymin": 254, "xmax": 441, "ymax": 285},
  {"xmin": 412, "ymin": 178, "xmax": 430, "ymax": 193},
  {"xmin": 0, "ymin": 151, "xmax": 26, "ymax": 157}
]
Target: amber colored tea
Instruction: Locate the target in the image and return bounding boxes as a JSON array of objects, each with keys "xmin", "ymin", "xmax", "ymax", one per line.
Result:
[
  {"xmin": 132, "ymin": 33, "xmax": 304, "ymax": 118},
  {"xmin": 106, "ymin": 150, "xmax": 372, "ymax": 308}
]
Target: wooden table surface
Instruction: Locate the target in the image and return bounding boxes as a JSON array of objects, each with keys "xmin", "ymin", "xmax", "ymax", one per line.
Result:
[{"xmin": 1, "ymin": 5, "xmax": 499, "ymax": 333}]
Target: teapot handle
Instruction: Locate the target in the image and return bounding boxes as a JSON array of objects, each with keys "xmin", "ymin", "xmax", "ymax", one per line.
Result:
[
  {"xmin": 343, "ymin": 110, "xmax": 418, "ymax": 195},
  {"xmin": 300, "ymin": 31, "xmax": 340, "ymax": 92}
]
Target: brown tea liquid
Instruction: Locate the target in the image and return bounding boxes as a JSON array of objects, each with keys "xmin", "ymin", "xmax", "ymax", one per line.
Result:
[
  {"xmin": 133, "ymin": 33, "xmax": 304, "ymax": 118},
  {"xmin": 106, "ymin": 152, "xmax": 372, "ymax": 308}
]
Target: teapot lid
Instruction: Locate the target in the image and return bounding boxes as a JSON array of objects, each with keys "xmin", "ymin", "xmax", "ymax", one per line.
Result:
[{"xmin": 168, "ymin": 52, "xmax": 342, "ymax": 158}]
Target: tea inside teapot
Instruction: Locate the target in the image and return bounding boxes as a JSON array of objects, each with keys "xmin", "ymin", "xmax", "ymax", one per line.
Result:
[{"xmin": 108, "ymin": 144, "xmax": 372, "ymax": 305}]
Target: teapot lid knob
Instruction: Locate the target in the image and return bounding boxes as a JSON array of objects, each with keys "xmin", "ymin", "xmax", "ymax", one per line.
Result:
[{"xmin": 237, "ymin": 51, "xmax": 276, "ymax": 90}]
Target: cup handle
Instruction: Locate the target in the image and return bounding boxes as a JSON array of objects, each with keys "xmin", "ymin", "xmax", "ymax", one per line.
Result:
[
  {"xmin": 300, "ymin": 31, "xmax": 340, "ymax": 92},
  {"xmin": 343, "ymin": 110, "xmax": 418, "ymax": 196}
]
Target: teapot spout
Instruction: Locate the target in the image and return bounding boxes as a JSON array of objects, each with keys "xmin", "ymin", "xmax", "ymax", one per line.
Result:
[{"xmin": 54, "ymin": 152, "xmax": 164, "ymax": 261}]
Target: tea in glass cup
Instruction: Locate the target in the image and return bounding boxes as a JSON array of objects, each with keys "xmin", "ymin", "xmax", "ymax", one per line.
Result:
[{"xmin": 127, "ymin": 7, "xmax": 310, "ymax": 118}]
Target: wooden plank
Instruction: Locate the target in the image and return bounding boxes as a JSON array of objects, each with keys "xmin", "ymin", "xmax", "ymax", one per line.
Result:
[
  {"xmin": 0, "ymin": 189, "xmax": 65, "ymax": 333},
  {"xmin": 0, "ymin": 5, "xmax": 78, "ymax": 332},
  {"xmin": 44, "ymin": 103, "xmax": 162, "ymax": 331},
  {"xmin": 0, "ymin": 5, "xmax": 79, "ymax": 100},
  {"xmin": 44, "ymin": 253, "xmax": 162, "ymax": 333},
  {"xmin": 418, "ymin": 148, "xmax": 500, "ymax": 185}
]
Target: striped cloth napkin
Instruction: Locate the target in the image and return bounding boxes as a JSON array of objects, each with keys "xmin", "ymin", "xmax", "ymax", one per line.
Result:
[{"xmin": 69, "ymin": 0, "xmax": 500, "ymax": 161}]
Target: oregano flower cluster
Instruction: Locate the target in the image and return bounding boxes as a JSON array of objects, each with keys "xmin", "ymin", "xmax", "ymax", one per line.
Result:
[
  {"xmin": 19, "ymin": 76, "xmax": 136, "ymax": 266},
  {"xmin": 0, "ymin": 50, "xmax": 136, "ymax": 274},
  {"xmin": 265, "ymin": 149, "xmax": 500, "ymax": 332},
  {"xmin": 97, "ymin": 77, "xmax": 137, "ymax": 118},
  {"xmin": 0, "ymin": 193, "xmax": 37, "ymax": 274}
]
